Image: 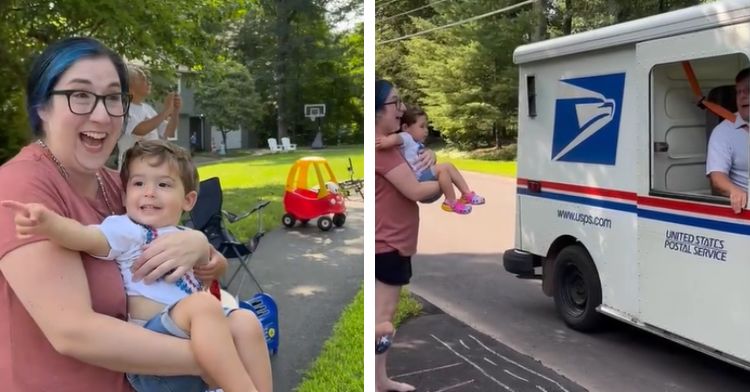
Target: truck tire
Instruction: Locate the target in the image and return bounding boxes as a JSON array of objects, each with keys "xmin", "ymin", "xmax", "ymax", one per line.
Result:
[{"xmin": 553, "ymin": 245, "xmax": 604, "ymax": 331}]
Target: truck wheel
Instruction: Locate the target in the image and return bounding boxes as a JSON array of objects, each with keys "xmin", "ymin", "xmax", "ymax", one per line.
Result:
[
  {"xmin": 332, "ymin": 213, "xmax": 346, "ymax": 227},
  {"xmin": 553, "ymin": 245, "xmax": 604, "ymax": 331},
  {"xmin": 282, "ymin": 214, "xmax": 296, "ymax": 228},
  {"xmin": 317, "ymin": 216, "xmax": 333, "ymax": 231}
]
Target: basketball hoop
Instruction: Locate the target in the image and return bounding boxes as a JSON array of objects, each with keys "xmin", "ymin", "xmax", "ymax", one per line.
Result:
[
  {"xmin": 305, "ymin": 104, "xmax": 326, "ymax": 149},
  {"xmin": 304, "ymin": 104, "xmax": 326, "ymax": 121}
]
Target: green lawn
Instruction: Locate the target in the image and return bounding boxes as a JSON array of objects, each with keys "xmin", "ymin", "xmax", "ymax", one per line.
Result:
[
  {"xmin": 294, "ymin": 287, "xmax": 412, "ymax": 392},
  {"xmin": 436, "ymin": 152, "xmax": 517, "ymax": 177},
  {"xmin": 196, "ymin": 146, "xmax": 363, "ymax": 241},
  {"xmin": 296, "ymin": 287, "xmax": 364, "ymax": 392},
  {"xmin": 394, "ymin": 288, "xmax": 422, "ymax": 327}
]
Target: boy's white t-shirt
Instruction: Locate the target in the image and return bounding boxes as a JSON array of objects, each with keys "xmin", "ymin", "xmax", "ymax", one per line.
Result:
[
  {"xmin": 95, "ymin": 214, "xmax": 203, "ymax": 307},
  {"xmin": 118, "ymin": 102, "xmax": 166, "ymax": 168},
  {"xmin": 398, "ymin": 132, "xmax": 426, "ymax": 177}
]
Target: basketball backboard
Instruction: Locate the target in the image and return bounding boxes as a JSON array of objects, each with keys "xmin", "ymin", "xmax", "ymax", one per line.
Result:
[{"xmin": 304, "ymin": 104, "xmax": 326, "ymax": 121}]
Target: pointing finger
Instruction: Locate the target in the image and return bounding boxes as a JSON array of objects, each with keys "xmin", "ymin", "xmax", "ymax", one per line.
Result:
[{"xmin": 1, "ymin": 200, "xmax": 29, "ymax": 216}]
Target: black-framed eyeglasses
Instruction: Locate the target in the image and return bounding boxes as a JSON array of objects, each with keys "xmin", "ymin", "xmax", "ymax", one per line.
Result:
[
  {"xmin": 49, "ymin": 90, "xmax": 131, "ymax": 117},
  {"xmin": 383, "ymin": 97, "xmax": 403, "ymax": 108}
]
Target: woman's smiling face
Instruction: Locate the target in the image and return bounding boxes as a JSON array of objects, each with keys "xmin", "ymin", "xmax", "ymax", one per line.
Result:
[
  {"xmin": 38, "ymin": 56, "xmax": 124, "ymax": 174},
  {"xmin": 377, "ymin": 88, "xmax": 405, "ymax": 135}
]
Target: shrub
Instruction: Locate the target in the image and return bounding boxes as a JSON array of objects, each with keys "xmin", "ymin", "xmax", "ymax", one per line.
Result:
[
  {"xmin": 0, "ymin": 92, "xmax": 31, "ymax": 164},
  {"xmin": 471, "ymin": 143, "xmax": 516, "ymax": 161}
]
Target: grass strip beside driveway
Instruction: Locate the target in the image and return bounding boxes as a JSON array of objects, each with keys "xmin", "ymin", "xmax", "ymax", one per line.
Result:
[{"xmin": 296, "ymin": 287, "xmax": 364, "ymax": 392}]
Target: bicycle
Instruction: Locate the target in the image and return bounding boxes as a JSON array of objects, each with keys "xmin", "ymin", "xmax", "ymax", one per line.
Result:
[{"xmin": 338, "ymin": 157, "xmax": 364, "ymax": 200}]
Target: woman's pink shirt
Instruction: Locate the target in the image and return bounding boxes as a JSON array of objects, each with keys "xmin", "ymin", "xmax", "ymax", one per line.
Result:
[
  {"xmin": 375, "ymin": 147, "xmax": 420, "ymax": 256},
  {"xmin": 0, "ymin": 143, "xmax": 131, "ymax": 391}
]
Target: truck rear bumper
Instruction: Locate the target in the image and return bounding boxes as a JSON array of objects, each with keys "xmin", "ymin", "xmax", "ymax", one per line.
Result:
[{"xmin": 503, "ymin": 249, "xmax": 538, "ymax": 275}]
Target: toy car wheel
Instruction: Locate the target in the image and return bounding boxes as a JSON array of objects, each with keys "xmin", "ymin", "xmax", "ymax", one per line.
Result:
[
  {"xmin": 317, "ymin": 216, "xmax": 333, "ymax": 231},
  {"xmin": 333, "ymin": 213, "xmax": 346, "ymax": 227},
  {"xmin": 300, "ymin": 219, "xmax": 310, "ymax": 226},
  {"xmin": 282, "ymin": 214, "xmax": 296, "ymax": 228}
]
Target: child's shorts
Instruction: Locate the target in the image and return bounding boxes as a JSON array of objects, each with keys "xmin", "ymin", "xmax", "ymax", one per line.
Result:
[
  {"xmin": 417, "ymin": 168, "xmax": 442, "ymax": 203},
  {"xmin": 127, "ymin": 302, "xmax": 240, "ymax": 392},
  {"xmin": 417, "ymin": 168, "xmax": 437, "ymax": 182}
]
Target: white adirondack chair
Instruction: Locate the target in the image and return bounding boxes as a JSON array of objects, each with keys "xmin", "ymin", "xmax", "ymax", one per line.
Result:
[
  {"xmin": 267, "ymin": 138, "xmax": 282, "ymax": 153},
  {"xmin": 281, "ymin": 137, "xmax": 297, "ymax": 152}
]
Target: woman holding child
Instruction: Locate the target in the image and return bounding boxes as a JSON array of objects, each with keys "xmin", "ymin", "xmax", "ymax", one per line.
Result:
[
  {"xmin": 0, "ymin": 37, "xmax": 271, "ymax": 391},
  {"xmin": 374, "ymin": 79, "xmax": 441, "ymax": 392}
]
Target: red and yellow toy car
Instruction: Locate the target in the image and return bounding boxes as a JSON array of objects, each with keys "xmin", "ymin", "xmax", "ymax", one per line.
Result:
[{"xmin": 282, "ymin": 157, "xmax": 346, "ymax": 231}]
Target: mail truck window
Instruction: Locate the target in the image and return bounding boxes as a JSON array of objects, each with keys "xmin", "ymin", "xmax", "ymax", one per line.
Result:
[{"xmin": 649, "ymin": 53, "xmax": 750, "ymax": 204}]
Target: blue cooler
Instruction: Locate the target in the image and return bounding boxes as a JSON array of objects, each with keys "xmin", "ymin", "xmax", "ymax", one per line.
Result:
[{"xmin": 239, "ymin": 292, "xmax": 279, "ymax": 355}]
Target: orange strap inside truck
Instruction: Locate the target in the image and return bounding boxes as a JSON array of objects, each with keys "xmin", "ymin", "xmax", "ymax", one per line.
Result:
[{"xmin": 681, "ymin": 61, "xmax": 736, "ymax": 123}]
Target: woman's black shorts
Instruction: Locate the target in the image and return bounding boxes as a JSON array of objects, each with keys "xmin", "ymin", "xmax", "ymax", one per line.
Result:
[{"xmin": 375, "ymin": 251, "xmax": 412, "ymax": 286}]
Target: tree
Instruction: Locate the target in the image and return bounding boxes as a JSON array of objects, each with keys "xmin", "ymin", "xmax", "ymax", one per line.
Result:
[
  {"xmin": 377, "ymin": 0, "xmax": 710, "ymax": 151},
  {"xmin": 237, "ymin": 0, "xmax": 326, "ymax": 140},
  {"xmin": 337, "ymin": 23, "xmax": 364, "ymax": 143},
  {"xmin": 236, "ymin": 1, "xmax": 363, "ymax": 144},
  {"xmin": 193, "ymin": 60, "xmax": 260, "ymax": 151},
  {"xmin": 375, "ymin": 0, "xmax": 432, "ymax": 105},
  {"xmin": 290, "ymin": 21, "xmax": 364, "ymax": 145},
  {"xmin": 533, "ymin": 0, "xmax": 549, "ymax": 41},
  {"xmin": 0, "ymin": 0, "xmax": 248, "ymax": 163},
  {"xmin": 397, "ymin": 0, "xmax": 533, "ymax": 148}
]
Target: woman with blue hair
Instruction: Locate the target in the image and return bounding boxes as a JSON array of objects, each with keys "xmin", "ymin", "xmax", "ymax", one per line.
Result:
[
  {"xmin": 375, "ymin": 79, "xmax": 439, "ymax": 392},
  {"xmin": 0, "ymin": 37, "xmax": 271, "ymax": 391}
]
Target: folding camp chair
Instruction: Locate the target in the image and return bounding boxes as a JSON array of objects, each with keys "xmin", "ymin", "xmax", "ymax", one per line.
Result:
[{"xmin": 189, "ymin": 177, "xmax": 270, "ymax": 292}]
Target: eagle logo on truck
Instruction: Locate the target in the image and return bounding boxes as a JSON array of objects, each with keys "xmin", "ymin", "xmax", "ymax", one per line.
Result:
[{"xmin": 551, "ymin": 73, "xmax": 626, "ymax": 165}]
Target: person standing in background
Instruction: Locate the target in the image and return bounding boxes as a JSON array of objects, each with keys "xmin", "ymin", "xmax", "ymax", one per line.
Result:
[
  {"xmin": 117, "ymin": 65, "xmax": 180, "ymax": 169},
  {"xmin": 190, "ymin": 131, "xmax": 198, "ymax": 155}
]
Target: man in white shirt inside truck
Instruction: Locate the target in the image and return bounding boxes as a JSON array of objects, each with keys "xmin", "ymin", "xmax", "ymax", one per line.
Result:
[{"xmin": 706, "ymin": 68, "xmax": 749, "ymax": 214}]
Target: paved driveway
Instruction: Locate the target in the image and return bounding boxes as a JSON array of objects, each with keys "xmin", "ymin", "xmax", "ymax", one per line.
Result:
[{"xmin": 226, "ymin": 200, "xmax": 364, "ymax": 392}]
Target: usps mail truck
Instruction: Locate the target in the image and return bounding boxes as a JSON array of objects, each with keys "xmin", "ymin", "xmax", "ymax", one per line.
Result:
[{"xmin": 503, "ymin": 0, "xmax": 750, "ymax": 369}]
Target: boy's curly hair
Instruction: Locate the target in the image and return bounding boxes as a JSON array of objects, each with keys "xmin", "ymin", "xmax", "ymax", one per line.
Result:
[{"xmin": 120, "ymin": 139, "xmax": 198, "ymax": 194}]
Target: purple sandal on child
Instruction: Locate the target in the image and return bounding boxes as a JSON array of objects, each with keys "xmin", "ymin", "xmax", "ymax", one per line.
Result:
[
  {"xmin": 461, "ymin": 191, "xmax": 485, "ymax": 205},
  {"xmin": 441, "ymin": 199, "xmax": 472, "ymax": 214}
]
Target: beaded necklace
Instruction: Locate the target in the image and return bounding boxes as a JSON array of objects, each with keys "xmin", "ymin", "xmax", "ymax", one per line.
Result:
[{"xmin": 37, "ymin": 139, "xmax": 116, "ymax": 216}]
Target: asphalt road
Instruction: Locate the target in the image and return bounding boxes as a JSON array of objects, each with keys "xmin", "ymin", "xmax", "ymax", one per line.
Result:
[
  {"xmin": 225, "ymin": 200, "xmax": 364, "ymax": 392},
  {"xmin": 409, "ymin": 172, "xmax": 750, "ymax": 392},
  {"xmin": 389, "ymin": 297, "xmax": 587, "ymax": 392}
]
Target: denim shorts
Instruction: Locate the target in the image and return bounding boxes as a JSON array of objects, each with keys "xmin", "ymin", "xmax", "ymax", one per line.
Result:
[
  {"xmin": 417, "ymin": 168, "xmax": 437, "ymax": 182},
  {"xmin": 417, "ymin": 168, "xmax": 442, "ymax": 203},
  {"xmin": 127, "ymin": 302, "xmax": 240, "ymax": 392}
]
